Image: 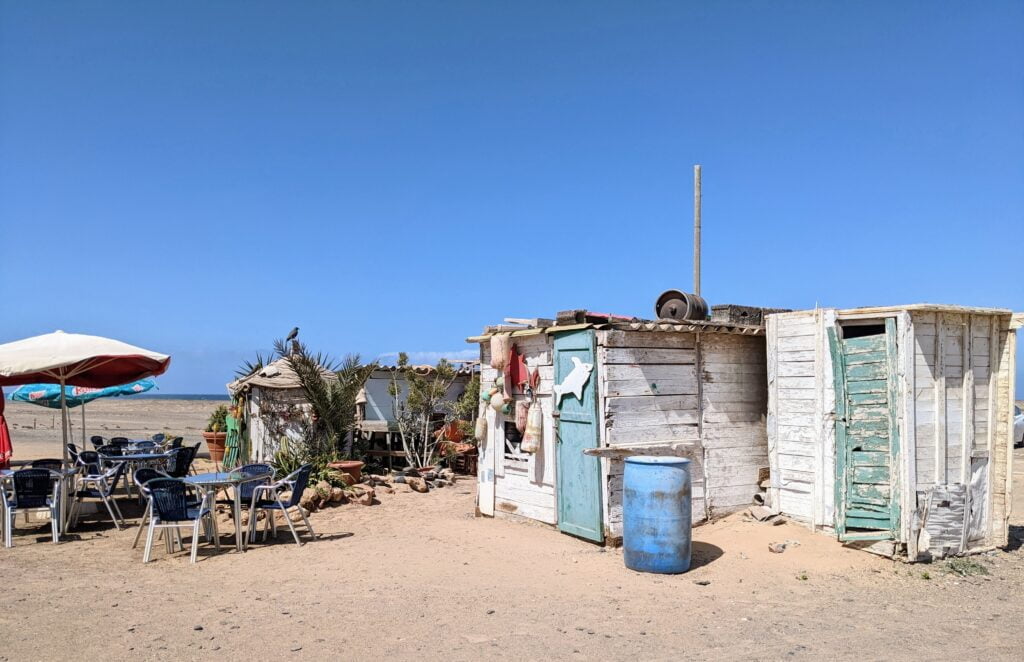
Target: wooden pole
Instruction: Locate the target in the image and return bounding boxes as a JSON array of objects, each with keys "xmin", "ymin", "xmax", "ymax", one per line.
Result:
[{"xmin": 693, "ymin": 164, "xmax": 702, "ymax": 296}]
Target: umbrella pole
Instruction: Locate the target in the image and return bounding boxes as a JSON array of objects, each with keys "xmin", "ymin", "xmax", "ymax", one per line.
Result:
[
  {"xmin": 59, "ymin": 375, "xmax": 71, "ymax": 535},
  {"xmin": 81, "ymin": 402, "xmax": 87, "ymax": 446}
]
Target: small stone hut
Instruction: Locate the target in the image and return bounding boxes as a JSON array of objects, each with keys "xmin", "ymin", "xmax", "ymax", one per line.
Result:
[
  {"xmin": 467, "ymin": 309, "xmax": 773, "ymax": 545},
  {"xmin": 766, "ymin": 304, "xmax": 1020, "ymax": 559}
]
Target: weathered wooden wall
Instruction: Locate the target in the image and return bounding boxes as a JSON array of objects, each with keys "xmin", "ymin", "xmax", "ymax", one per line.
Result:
[
  {"xmin": 768, "ymin": 307, "xmax": 1016, "ymax": 558},
  {"xmin": 701, "ymin": 333, "xmax": 770, "ymax": 515},
  {"xmin": 478, "ymin": 334, "xmax": 557, "ymax": 524},
  {"xmin": 597, "ymin": 330, "xmax": 705, "ymax": 539},
  {"xmin": 248, "ymin": 387, "xmax": 309, "ymax": 462},
  {"xmin": 767, "ymin": 310, "xmax": 835, "ymax": 525},
  {"xmin": 911, "ymin": 311, "xmax": 1015, "ymax": 552}
]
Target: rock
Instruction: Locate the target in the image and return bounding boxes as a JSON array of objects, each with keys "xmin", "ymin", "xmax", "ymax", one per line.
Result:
[
  {"xmin": 768, "ymin": 542, "xmax": 787, "ymax": 554},
  {"xmin": 693, "ymin": 580, "xmax": 711, "ymax": 586},
  {"xmin": 315, "ymin": 480, "xmax": 332, "ymax": 496},
  {"xmin": 393, "ymin": 483, "xmax": 412, "ymax": 493},
  {"xmin": 772, "ymin": 517, "xmax": 785, "ymax": 526},
  {"xmin": 748, "ymin": 505, "xmax": 777, "ymax": 522},
  {"xmin": 299, "ymin": 488, "xmax": 319, "ymax": 511},
  {"xmin": 369, "ymin": 474, "xmax": 390, "ymax": 482},
  {"xmin": 422, "ymin": 471, "xmax": 437, "ymax": 480},
  {"xmin": 406, "ymin": 477, "xmax": 428, "ymax": 493},
  {"xmin": 434, "ymin": 480, "xmax": 446, "ymax": 488},
  {"xmin": 356, "ymin": 491, "xmax": 374, "ymax": 506},
  {"xmin": 379, "ymin": 486, "xmax": 394, "ymax": 495},
  {"xmin": 193, "ymin": 625, "xmax": 204, "ymax": 631},
  {"xmin": 330, "ymin": 487, "xmax": 344, "ymax": 503},
  {"xmin": 393, "ymin": 475, "xmax": 407, "ymax": 484}
]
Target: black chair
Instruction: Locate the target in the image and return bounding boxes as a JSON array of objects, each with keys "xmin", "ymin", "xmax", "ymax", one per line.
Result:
[
  {"xmin": 96, "ymin": 444, "xmax": 123, "ymax": 470},
  {"xmin": 30, "ymin": 458, "xmax": 63, "ymax": 471},
  {"xmin": 151, "ymin": 433, "xmax": 166, "ymax": 443},
  {"xmin": 90, "ymin": 435, "xmax": 106, "ymax": 450},
  {"xmin": 165, "ymin": 445, "xmax": 198, "ymax": 479},
  {"xmin": 142, "ymin": 478, "xmax": 219, "ymax": 563},
  {"xmin": 169, "ymin": 437, "xmax": 184, "ymax": 450},
  {"xmin": 67, "ymin": 443, "xmax": 80, "ymax": 464},
  {"xmin": 76, "ymin": 451, "xmax": 102, "ymax": 476},
  {"xmin": 2, "ymin": 468, "xmax": 60, "ymax": 547},
  {"xmin": 248, "ymin": 464, "xmax": 315, "ymax": 546},
  {"xmin": 131, "ymin": 467, "xmax": 169, "ymax": 549}
]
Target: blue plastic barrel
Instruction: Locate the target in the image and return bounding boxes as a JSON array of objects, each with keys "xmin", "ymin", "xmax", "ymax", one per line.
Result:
[{"xmin": 622, "ymin": 456, "xmax": 692, "ymax": 574}]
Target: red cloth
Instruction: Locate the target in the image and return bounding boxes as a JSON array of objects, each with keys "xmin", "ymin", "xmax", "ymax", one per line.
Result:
[
  {"xmin": 0, "ymin": 388, "xmax": 12, "ymax": 469},
  {"xmin": 507, "ymin": 345, "xmax": 529, "ymax": 395}
]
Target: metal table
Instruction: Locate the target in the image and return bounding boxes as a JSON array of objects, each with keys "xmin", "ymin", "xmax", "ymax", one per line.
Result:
[
  {"xmin": 98, "ymin": 452, "xmax": 172, "ymax": 497},
  {"xmin": 184, "ymin": 471, "xmax": 268, "ymax": 553}
]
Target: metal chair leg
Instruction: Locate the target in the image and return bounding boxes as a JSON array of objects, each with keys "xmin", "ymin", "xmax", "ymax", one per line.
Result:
[
  {"xmin": 279, "ymin": 498, "xmax": 301, "ymax": 546},
  {"xmin": 297, "ymin": 505, "xmax": 315, "ymax": 539},
  {"xmin": 133, "ymin": 502, "xmax": 151, "ymax": 549},
  {"xmin": 143, "ymin": 521, "xmax": 156, "ymax": 563},
  {"xmin": 190, "ymin": 519, "xmax": 201, "ymax": 563}
]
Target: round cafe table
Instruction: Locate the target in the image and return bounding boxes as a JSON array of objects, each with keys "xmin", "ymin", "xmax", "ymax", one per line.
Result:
[{"xmin": 184, "ymin": 470, "xmax": 268, "ymax": 553}]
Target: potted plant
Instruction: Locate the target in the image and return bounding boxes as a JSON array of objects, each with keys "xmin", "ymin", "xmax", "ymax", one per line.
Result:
[{"xmin": 203, "ymin": 404, "xmax": 230, "ymax": 463}]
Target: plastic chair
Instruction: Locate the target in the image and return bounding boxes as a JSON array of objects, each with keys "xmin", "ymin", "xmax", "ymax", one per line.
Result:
[
  {"xmin": 2, "ymin": 469, "xmax": 61, "ymax": 547},
  {"xmin": 133, "ymin": 441, "xmax": 158, "ymax": 452},
  {"xmin": 247, "ymin": 464, "xmax": 315, "ymax": 546},
  {"xmin": 169, "ymin": 437, "xmax": 184, "ymax": 450},
  {"xmin": 165, "ymin": 445, "xmax": 198, "ymax": 479},
  {"xmin": 90, "ymin": 435, "xmax": 106, "ymax": 450},
  {"xmin": 69, "ymin": 461, "xmax": 128, "ymax": 530},
  {"xmin": 142, "ymin": 478, "xmax": 219, "ymax": 563},
  {"xmin": 67, "ymin": 444, "xmax": 80, "ymax": 464},
  {"xmin": 151, "ymin": 433, "xmax": 166, "ymax": 443}
]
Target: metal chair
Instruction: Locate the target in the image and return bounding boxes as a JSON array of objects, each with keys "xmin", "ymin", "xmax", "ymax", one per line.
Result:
[
  {"xmin": 216, "ymin": 464, "xmax": 274, "ymax": 548},
  {"xmin": 131, "ymin": 467, "xmax": 169, "ymax": 549},
  {"xmin": 76, "ymin": 451, "xmax": 101, "ymax": 476},
  {"xmin": 30, "ymin": 459, "xmax": 64, "ymax": 471},
  {"xmin": 69, "ymin": 461, "xmax": 128, "ymax": 530},
  {"xmin": 247, "ymin": 464, "xmax": 315, "ymax": 546},
  {"xmin": 2, "ymin": 469, "xmax": 61, "ymax": 547},
  {"xmin": 165, "ymin": 445, "xmax": 198, "ymax": 479},
  {"xmin": 142, "ymin": 478, "xmax": 219, "ymax": 564},
  {"xmin": 151, "ymin": 433, "xmax": 166, "ymax": 443}
]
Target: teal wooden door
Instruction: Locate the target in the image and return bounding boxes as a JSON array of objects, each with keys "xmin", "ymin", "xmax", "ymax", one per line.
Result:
[
  {"xmin": 553, "ymin": 329, "xmax": 603, "ymax": 543},
  {"xmin": 828, "ymin": 319, "xmax": 900, "ymax": 542}
]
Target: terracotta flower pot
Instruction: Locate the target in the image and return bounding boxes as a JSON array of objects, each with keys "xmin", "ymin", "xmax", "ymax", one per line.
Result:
[
  {"xmin": 328, "ymin": 460, "xmax": 365, "ymax": 483},
  {"xmin": 202, "ymin": 431, "xmax": 227, "ymax": 462}
]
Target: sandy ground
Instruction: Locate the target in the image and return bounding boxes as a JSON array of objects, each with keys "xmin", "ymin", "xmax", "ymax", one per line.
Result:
[
  {"xmin": 3, "ymin": 399, "xmax": 218, "ymax": 459},
  {"xmin": 0, "ymin": 402, "xmax": 1022, "ymax": 660}
]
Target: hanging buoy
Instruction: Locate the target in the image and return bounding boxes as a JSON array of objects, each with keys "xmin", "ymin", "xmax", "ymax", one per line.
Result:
[
  {"xmin": 490, "ymin": 335, "xmax": 511, "ymax": 370},
  {"xmin": 474, "ymin": 410, "xmax": 487, "ymax": 441},
  {"xmin": 490, "ymin": 390, "xmax": 507, "ymax": 412},
  {"xmin": 521, "ymin": 401, "xmax": 543, "ymax": 454},
  {"xmin": 515, "ymin": 400, "xmax": 529, "ymax": 434}
]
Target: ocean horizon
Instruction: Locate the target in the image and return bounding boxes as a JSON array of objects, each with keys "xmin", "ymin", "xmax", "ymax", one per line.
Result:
[{"xmin": 135, "ymin": 393, "xmax": 230, "ymax": 401}]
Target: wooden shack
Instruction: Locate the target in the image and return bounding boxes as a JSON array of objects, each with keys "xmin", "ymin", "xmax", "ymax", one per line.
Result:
[
  {"xmin": 467, "ymin": 312, "xmax": 770, "ymax": 545},
  {"xmin": 766, "ymin": 305, "xmax": 1020, "ymax": 560},
  {"xmin": 354, "ymin": 364, "xmax": 474, "ymax": 468},
  {"xmin": 227, "ymin": 358, "xmax": 317, "ymax": 462}
]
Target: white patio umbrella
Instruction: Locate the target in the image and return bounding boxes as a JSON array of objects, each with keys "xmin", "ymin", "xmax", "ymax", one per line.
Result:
[{"xmin": 0, "ymin": 331, "xmax": 171, "ymax": 465}]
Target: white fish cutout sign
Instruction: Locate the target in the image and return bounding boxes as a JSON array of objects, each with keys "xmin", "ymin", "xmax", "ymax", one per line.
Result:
[{"xmin": 554, "ymin": 356, "xmax": 594, "ymax": 404}]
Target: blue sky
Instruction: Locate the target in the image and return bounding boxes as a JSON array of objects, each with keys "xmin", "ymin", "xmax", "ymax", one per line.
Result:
[{"xmin": 1, "ymin": 2, "xmax": 1021, "ymax": 395}]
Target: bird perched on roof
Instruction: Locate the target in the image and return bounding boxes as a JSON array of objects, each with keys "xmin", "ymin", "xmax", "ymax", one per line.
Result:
[{"xmin": 286, "ymin": 327, "xmax": 299, "ymax": 342}]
